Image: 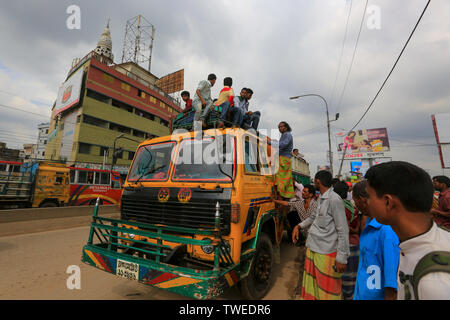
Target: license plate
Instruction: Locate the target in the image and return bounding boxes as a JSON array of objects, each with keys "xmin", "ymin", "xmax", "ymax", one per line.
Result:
[{"xmin": 116, "ymin": 259, "xmax": 139, "ymax": 281}]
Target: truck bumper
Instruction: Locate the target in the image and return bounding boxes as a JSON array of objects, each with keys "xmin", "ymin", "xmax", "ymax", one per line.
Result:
[{"xmin": 82, "ymin": 244, "xmax": 241, "ymax": 300}]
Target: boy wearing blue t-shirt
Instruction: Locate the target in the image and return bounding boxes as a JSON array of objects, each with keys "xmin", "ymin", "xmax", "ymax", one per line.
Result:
[{"xmin": 352, "ymin": 180, "xmax": 400, "ymax": 300}]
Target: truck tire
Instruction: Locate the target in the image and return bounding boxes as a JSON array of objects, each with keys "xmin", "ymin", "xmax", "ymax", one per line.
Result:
[
  {"xmin": 40, "ymin": 201, "xmax": 58, "ymax": 208},
  {"xmin": 239, "ymin": 232, "xmax": 274, "ymax": 300}
]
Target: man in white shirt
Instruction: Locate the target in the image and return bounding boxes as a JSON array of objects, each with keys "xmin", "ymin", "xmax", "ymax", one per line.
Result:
[
  {"xmin": 364, "ymin": 161, "xmax": 450, "ymax": 300},
  {"xmin": 294, "ymin": 181, "xmax": 304, "ymax": 199}
]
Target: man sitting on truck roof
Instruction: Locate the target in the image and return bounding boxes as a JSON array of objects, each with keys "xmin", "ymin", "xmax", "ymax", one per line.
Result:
[
  {"xmin": 193, "ymin": 73, "xmax": 216, "ymax": 131},
  {"xmin": 216, "ymin": 78, "xmax": 242, "ymax": 128},
  {"xmin": 241, "ymin": 88, "xmax": 261, "ymax": 131},
  {"xmin": 181, "ymin": 91, "xmax": 193, "ymax": 112}
]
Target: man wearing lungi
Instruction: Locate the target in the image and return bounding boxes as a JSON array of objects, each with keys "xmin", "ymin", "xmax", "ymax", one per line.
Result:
[{"xmin": 293, "ymin": 170, "xmax": 350, "ymax": 300}]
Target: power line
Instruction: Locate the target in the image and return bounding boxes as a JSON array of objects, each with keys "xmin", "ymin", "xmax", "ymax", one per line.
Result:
[
  {"xmin": 335, "ymin": 0, "xmax": 369, "ymax": 115},
  {"xmin": 0, "ymin": 103, "xmax": 51, "ymax": 119},
  {"xmin": 329, "ymin": 0, "xmax": 353, "ymax": 114},
  {"xmin": 337, "ymin": 0, "xmax": 432, "ymax": 177}
]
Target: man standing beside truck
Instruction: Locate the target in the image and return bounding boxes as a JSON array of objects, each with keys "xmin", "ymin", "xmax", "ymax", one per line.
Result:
[{"xmin": 292, "ymin": 170, "xmax": 350, "ymax": 300}]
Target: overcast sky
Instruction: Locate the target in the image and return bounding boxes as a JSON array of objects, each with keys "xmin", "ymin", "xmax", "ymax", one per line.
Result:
[{"xmin": 0, "ymin": 0, "xmax": 449, "ymax": 177}]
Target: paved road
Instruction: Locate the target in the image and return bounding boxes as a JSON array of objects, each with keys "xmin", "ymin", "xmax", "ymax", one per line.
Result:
[{"xmin": 0, "ymin": 215, "xmax": 304, "ymax": 300}]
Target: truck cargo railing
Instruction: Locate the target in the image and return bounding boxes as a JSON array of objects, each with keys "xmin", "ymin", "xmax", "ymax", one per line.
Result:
[{"xmin": 0, "ymin": 171, "xmax": 33, "ymax": 199}]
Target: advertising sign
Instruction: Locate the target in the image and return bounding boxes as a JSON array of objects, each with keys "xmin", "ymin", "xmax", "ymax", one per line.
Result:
[
  {"xmin": 54, "ymin": 67, "xmax": 84, "ymax": 116},
  {"xmin": 59, "ymin": 111, "xmax": 77, "ymax": 160},
  {"xmin": 432, "ymin": 113, "xmax": 450, "ymax": 168},
  {"xmin": 350, "ymin": 160, "xmax": 362, "ymax": 173},
  {"xmin": 337, "ymin": 128, "xmax": 390, "ymax": 159},
  {"xmin": 155, "ymin": 69, "xmax": 184, "ymax": 94}
]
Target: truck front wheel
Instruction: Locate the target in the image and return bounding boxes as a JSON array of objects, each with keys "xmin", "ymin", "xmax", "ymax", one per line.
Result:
[{"xmin": 239, "ymin": 232, "xmax": 274, "ymax": 299}]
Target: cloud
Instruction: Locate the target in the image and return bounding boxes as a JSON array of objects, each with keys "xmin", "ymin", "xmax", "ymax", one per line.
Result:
[{"xmin": 0, "ymin": 0, "xmax": 448, "ymax": 177}]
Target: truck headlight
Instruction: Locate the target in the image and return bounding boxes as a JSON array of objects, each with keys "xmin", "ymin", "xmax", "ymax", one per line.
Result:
[{"xmin": 201, "ymin": 239, "xmax": 215, "ymax": 254}]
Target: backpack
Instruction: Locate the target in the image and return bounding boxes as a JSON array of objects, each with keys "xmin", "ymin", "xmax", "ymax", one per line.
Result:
[{"xmin": 398, "ymin": 250, "xmax": 450, "ymax": 300}]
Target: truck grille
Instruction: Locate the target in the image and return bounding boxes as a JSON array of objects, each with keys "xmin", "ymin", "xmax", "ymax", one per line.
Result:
[{"xmin": 120, "ymin": 196, "xmax": 231, "ymax": 235}]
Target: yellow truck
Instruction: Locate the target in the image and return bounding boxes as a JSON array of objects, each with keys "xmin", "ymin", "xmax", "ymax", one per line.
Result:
[
  {"xmin": 0, "ymin": 160, "xmax": 70, "ymax": 209},
  {"xmin": 82, "ymin": 127, "xmax": 288, "ymax": 299}
]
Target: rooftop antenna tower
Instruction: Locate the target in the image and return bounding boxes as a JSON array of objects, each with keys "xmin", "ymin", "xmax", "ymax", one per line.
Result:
[{"xmin": 121, "ymin": 15, "xmax": 155, "ymax": 72}]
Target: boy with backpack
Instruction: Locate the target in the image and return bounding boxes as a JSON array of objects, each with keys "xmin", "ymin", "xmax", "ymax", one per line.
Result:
[{"xmin": 364, "ymin": 161, "xmax": 450, "ymax": 300}]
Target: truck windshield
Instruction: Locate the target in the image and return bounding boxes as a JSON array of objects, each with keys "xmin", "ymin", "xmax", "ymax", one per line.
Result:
[
  {"xmin": 128, "ymin": 142, "xmax": 175, "ymax": 182},
  {"xmin": 172, "ymin": 136, "xmax": 235, "ymax": 182}
]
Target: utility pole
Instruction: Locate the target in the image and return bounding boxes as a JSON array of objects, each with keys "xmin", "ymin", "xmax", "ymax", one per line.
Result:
[{"xmin": 290, "ymin": 94, "xmax": 339, "ymax": 176}]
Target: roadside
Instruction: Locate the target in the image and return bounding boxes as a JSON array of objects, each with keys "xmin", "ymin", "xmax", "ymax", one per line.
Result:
[{"xmin": 0, "ymin": 210, "xmax": 120, "ymax": 237}]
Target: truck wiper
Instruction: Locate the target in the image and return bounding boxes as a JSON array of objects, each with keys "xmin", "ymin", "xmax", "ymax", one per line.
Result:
[{"xmin": 134, "ymin": 165, "xmax": 167, "ymax": 185}]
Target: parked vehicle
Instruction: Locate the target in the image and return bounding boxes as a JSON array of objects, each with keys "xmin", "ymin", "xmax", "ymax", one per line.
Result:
[
  {"xmin": 0, "ymin": 160, "xmax": 70, "ymax": 208},
  {"xmin": 291, "ymin": 155, "xmax": 311, "ymax": 185},
  {"xmin": 82, "ymin": 127, "xmax": 289, "ymax": 299},
  {"xmin": 68, "ymin": 167, "xmax": 123, "ymax": 206}
]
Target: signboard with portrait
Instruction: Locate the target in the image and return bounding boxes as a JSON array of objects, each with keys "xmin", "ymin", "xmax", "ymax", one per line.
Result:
[
  {"xmin": 337, "ymin": 128, "xmax": 390, "ymax": 159},
  {"xmin": 53, "ymin": 67, "xmax": 84, "ymax": 117}
]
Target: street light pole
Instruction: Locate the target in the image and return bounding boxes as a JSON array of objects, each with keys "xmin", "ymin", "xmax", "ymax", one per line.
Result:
[{"xmin": 290, "ymin": 94, "xmax": 334, "ymax": 176}]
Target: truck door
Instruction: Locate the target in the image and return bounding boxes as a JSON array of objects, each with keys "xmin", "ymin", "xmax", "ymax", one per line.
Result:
[{"xmin": 240, "ymin": 135, "xmax": 273, "ymax": 242}]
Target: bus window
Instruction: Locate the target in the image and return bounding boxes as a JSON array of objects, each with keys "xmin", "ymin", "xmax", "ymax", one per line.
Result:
[
  {"xmin": 70, "ymin": 170, "xmax": 75, "ymax": 183},
  {"xmin": 87, "ymin": 172, "xmax": 94, "ymax": 184},
  {"xmin": 12, "ymin": 165, "xmax": 21, "ymax": 173},
  {"xmin": 78, "ymin": 171, "xmax": 87, "ymax": 184},
  {"xmin": 94, "ymin": 172, "xmax": 100, "ymax": 185},
  {"xmin": 100, "ymin": 172, "xmax": 110, "ymax": 185}
]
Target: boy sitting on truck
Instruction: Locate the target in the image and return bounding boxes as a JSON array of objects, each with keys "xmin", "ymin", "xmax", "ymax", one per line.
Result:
[{"xmin": 215, "ymin": 77, "xmax": 241, "ymax": 128}]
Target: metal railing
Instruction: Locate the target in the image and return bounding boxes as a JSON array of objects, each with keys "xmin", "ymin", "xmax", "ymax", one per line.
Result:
[{"xmin": 86, "ymin": 199, "xmax": 234, "ymax": 273}]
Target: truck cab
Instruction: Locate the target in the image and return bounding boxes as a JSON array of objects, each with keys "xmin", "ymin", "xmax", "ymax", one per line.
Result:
[
  {"xmin": 0, "ymin": 160, "xmax": 70, "ymax": 208},
  {"xmin": 82, "ymin": 127, "xmax": 285, "ymax": 299}
]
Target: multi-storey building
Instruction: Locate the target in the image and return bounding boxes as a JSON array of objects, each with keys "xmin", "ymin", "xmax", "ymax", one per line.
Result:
[
  {"xmin": 36, "ymin": 122, "xmax": 49, "ymax": 159},
  {"xmin": 44, "ymin": 22, "xmax": 181, "ymax": 174},
  {"xmin": 22, "ymin": 143, "xmax": 37, "ymax": 161}
]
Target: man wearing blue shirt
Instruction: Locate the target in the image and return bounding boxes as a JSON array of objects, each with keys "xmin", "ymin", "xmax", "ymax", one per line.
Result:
[{"xmin": 352, "ymin": 180, "xmax": 400, "ymax": 300}]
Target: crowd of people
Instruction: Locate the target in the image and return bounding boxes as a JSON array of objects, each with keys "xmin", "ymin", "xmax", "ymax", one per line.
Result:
[
  {"xmin": 179, "ymin": 75, "xmax": 450, "ymax": 301},
  {"xmin": 180, "ymin": 74, "xmax": 261, "ymax": 131},
  {"xmin": 278, "ymin": 162, "xmax": 450, "ymax": 300}
]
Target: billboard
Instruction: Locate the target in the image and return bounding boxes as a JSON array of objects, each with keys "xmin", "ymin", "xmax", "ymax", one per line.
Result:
[
  {"xmin": 155, "ymin": 69, "xmax": 184, "ymax": 94},
  {"xmin": 350, "ymin": 160, "xmax": 362, "ymax": 173},
  {"xmin": 432, "ymin": 113, "xmax": 450, "ymax": 168},
  {"xmin": 54, "ymin": 67, "xmax": 84, "ymax": 117},
  {"xmin": 350, "ymin": 159, "xmax": 371, "ymax": 176},
  {"xmin": 337, "ymin": 128, "xmax": 390, "ymax": 159},
  {"xmin": 59, "ymin": 110, "xmax": 77, "ymax": 161}
]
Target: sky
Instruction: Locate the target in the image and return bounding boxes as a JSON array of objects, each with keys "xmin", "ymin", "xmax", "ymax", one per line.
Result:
[{"xmin": 0, "ymin": 0, "xmax": 449, "ymax": 178}]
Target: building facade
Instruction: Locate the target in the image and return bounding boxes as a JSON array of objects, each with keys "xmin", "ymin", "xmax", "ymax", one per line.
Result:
[
  {"xmin": 44, "ymin": 22, "xmax": 181, "ymax": 174},
  {"xmin": 22, "ymin": 143, "xmax": 37, "ymax": 161},
  {"xmin": 36, "ymin": 122, "xmax": 49, "ymax": 159}
]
